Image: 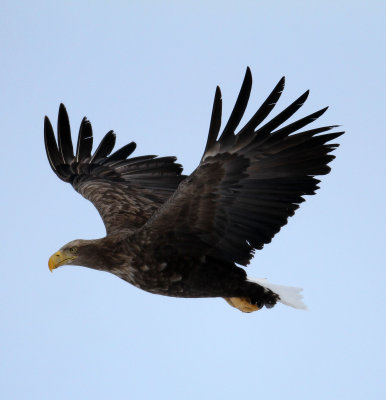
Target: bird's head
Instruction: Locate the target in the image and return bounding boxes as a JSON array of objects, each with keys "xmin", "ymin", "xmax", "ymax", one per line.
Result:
[
  {"xmin": 48, "ymin": 239, "xmax": 90, "ymax": 272},
  {"xmin": 48, "ymin": 237, "xmax": 118, "ymax": 272}
]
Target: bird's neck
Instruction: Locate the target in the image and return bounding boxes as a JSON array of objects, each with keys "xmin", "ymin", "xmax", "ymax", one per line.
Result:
[{"xmin": 78, "ymin": 234, "xmax": 132, "ymax": 272}]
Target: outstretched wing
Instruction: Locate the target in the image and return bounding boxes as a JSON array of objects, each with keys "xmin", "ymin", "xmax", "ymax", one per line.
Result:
[
  {"xmin": 44, "ymin": 104, "xmax": 186, "ymax": 234},
  {"xmin": 139, "ymin": 68, "xmax": 344, "ymax": 266}
]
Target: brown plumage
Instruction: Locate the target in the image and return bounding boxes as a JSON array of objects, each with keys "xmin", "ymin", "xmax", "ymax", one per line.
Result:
[{"xmin": 46, "ymin": 68, "xmax": 343, "ymax": 312}]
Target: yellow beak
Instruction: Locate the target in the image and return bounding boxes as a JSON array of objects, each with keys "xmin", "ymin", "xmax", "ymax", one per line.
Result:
[{"xmin": 48, "ymin": 251, "xmax": 74, "ymax": 272}]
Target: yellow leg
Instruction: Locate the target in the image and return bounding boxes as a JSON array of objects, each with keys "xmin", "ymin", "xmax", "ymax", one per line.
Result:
[{"xmin": 224, "ymin": 297, "xmax": 260, "ymax": 313}]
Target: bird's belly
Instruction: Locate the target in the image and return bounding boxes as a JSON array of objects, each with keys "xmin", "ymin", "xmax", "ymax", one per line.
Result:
[{"xmin": 112, "ymin": 260, "xmax": 243, "ymax": 299}]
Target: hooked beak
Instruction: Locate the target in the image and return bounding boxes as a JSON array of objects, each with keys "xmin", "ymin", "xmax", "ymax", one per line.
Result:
[{"xmin": 48, "ymin": 251, "xmax": 75, "ymax": 272}]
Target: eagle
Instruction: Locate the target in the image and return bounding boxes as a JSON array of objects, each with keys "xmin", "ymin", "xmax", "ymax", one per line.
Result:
[{"xmin": 45, "ymin": 68, "xmax": 343, "ymax": 313}]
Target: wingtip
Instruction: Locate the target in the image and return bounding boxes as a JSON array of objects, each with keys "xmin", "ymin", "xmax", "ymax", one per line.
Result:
[
  {"xmin": 58, "ymin": 103, "xmax": 70, "ymax": 122},
  {"xmin": 57, "ymin": 102, "xmax": 74, "ymax": 162},
  {"xmin": 335, "ymin": 130, "xmax": 345, "ymax": 138},
  {"xmin": 107, "ymin": 129, "xmax": 116, "ymax": 138},
  {"xmin": 58, "ymin": 103, "xmax": 69, "ymax": 121},
  {"xmin": 319, "ymin": 106, "xmax": 329, "ymax": 117},
  {"xmin": 89, "ymin": 129, "xmax": 117, "ymax": 163},
  {"xmin": 312, "ymin": 106, "xmax": 329, "ymax": 120},
  {"xmin": 215, "ymin": 86, "xmax": 222, "ymax": 99},
  {"xmin": 244, "ymin": 66, "xmax": 252, "ymax": 84},
  {"xmin": 275, "ymin": 76, "xmax": 285, "ymax": 92},
  {"xmin": 298, "ymin": 89, "xmax": 310, "ymax": 104},
  {"xmin": 44, "ymin": 115, "xmax": 54, "ymax": 134},
  {"xmin": 81, "ymin": 117, "xmax": 93, "ymax": 130}
]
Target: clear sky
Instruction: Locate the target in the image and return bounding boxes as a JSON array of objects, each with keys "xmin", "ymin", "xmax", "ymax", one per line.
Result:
[{"xmin": 1, "ymin": 1, "xmax": 385, "ymax": 399}]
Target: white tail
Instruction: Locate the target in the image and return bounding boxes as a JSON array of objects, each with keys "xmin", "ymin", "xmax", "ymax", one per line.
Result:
[{"xmin": 249, "ymin": 278, "xmax": 307, "ymax": 310}]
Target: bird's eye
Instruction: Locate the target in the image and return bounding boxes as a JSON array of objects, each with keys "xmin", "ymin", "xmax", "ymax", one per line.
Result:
[{"xmin": 70, "ymin": 246, "xmax": 78, "ymax": 254}]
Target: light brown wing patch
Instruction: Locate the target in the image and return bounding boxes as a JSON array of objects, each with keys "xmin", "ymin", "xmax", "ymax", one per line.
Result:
[{"xmin": 224, "ymin": 297, "xmax": 259, "ymax": 313}]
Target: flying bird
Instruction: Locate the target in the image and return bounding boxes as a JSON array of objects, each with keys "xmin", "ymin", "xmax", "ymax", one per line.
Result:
[{"xmin": 45, "ymin": 68, "xmax": 343, "ymax": 313}]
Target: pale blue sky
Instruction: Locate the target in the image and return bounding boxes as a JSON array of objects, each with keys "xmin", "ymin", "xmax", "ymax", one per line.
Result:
[{"xmin": 1, "ymin": 1, "xmax": 385, "ymax": 399}]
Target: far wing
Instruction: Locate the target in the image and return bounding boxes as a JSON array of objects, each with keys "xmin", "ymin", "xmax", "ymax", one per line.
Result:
[
  {"xmin": 44, "ymin": 104, "xmax": 185, "ymax": 234},
  {"xmin": 138, "ymin": 68, "xmax": 344, "ymax": 266}
]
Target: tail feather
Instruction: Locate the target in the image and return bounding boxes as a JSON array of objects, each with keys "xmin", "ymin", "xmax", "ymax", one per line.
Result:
[{"xmin": 249, "ymin": 278, "xmax": 307, "ymax": 310}]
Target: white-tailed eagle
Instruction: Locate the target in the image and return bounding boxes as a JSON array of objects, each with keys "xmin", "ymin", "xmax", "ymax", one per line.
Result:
[{"xmin": 45, "ymin": 69, "xmax": 343, "ymax": 312}]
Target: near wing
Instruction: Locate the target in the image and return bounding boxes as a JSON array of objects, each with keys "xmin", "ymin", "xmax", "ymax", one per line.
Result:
[
  {"xmin": 44, "ymin": 104, "xmax": 186, "ymax": 234},
  {"xmin": 140, "ymin": 68, "xmax": 344, "ymax": 266}
]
